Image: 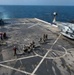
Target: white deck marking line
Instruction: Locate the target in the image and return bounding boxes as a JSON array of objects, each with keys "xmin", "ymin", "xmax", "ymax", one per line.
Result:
[
  {"xmin": 34, "ymin": 18, "xmax": 51, "ymax": 25},
  {"xmin": 0, "ymin": 64, "xmax": 31, "ymax": 75},
  {"xmin": 52, "ymin": 66, "xmax": 57, "ymax": 75},
  {"xmin": 52, "ymin": 52, "xmax": 57, "ymax": 56},
  {"xmin": 19, "ymin": 60, "xmax": 23, "ymax": 65},
  {"xmin": 31, "ymin": 34, "xmax": 61, "ymax": 75},
  {"xmin": 0, "ymin": 55, "xmax": 38, "ymax": 64},
  {"xmin": 62, "ymin": 47, "xmax": 68, "ymax": 55},
  {"xmin": 33, "ymin": 46, "xmax": 67, "ymax": 60},
  {"xmin": 28, "ymin": 23, "xmax": 39, "ymax": 28},
  {"xmin": 45, "ymin": 47, "xmax": 68, "ymax": 59}
]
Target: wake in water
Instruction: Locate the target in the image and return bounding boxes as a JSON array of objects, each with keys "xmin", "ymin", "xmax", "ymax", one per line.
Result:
[{"xmin": 0, "ymin": 7, "xmax": 10, "ymax": 19}]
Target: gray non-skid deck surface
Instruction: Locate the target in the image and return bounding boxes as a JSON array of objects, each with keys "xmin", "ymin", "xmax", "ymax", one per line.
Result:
[{"xmin": 0, "ymin": 18, "xmax": 74, "ymax": 75}]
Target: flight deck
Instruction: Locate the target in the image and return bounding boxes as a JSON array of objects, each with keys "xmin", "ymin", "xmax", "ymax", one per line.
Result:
[{"xmin": 0, "ymin": 18, "xmax": 74, "ymax": 75}]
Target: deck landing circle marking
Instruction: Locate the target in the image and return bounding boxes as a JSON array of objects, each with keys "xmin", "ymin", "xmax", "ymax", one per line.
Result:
[{"xmin": 34, "ymin": 46, "xmax": 68, "ymax": 60}]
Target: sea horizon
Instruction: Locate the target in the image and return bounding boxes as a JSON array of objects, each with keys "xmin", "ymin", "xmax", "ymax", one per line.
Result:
[{"xmin": 0, "ymin": 5, "xmax": 74, "ymax": 23}]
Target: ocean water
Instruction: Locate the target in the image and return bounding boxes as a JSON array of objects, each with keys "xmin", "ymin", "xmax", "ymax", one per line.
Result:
[{"xmin": 0, "ymin": 5, "xmax": 74, "ymax": 23}]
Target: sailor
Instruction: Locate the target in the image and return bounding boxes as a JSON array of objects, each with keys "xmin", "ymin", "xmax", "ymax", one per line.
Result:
[
  {"xmin": 23, "ymin": 45, "xmax": 25, "ymax": 50},
  {"xmin": 28, "ymin": 46, "xmax": 32, "ymax": 53},
  {"xmin": 39, "ymin": 37, "xmax": 42, "ymax": 43},
  {"xmin": 23, "ymin": 45, "xmax": 28, "ymax": 53},
  {"xmin": 13, "ymin": 46, "xmax": 17, "ymax": 56},
  {"xmin": 45, "ymin": 34, "xmax": 48, "ymax": 40},
  {"xmin": 29, "ymin": 43, "xmax": 32, "ymax": 49},
  {"xmin": 43, "ymin": 34, "xmax": 46, "ymax": 42},
  {"xmin": 32, "ymin": 41, "xmax": 35, "ymax": 48},
  {"xmin": 0, "ymin": 33, "xmax": 3, "ymax": 40},
  {"xmin": 24, "ymin": 47, "xmax": 28, "ymax": 53},
  {"xmin": 29, "ymin": 41, "xmax": 35, "ymax": 49},
  {"xmin": 0, "ymin": 33, "xmax": 1, "ymax": 40},
  {"xmin": 3, "ymin": 32, "xmax": 6, "ymax": 39}
]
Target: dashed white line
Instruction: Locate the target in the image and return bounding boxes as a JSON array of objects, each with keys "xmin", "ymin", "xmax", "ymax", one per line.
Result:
[{"xmin": 31, "ymin": 34, "xmax": 61, "ymax": 75}]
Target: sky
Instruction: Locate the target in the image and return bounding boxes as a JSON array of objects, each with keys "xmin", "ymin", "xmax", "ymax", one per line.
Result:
[{"xmin": 0, "ymin": 0, "xmax": 74, "ymax": 6}]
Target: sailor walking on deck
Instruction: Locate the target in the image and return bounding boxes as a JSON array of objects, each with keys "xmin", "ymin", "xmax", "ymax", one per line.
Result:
[
  {"xmin": 3, "ymin": 32, "xmax": 7, "ymax": 39},
  {"xmin": 13, "ymin": 46, "xmax": 17, "ymax": 56},
  {"xmin": 0, "ymin": 33, "xmax": 3, "ymax": 40},
  {"xmin": 43, "ymin": 34, "xmax": 46, "ymax": 42}
]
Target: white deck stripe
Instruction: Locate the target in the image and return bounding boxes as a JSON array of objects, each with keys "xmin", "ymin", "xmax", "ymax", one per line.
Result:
[
  {"xmin": 31, "ymin": 34, "xmax": 61, "ymax": 75},
  {"xmin": 28, "ymin": 23, "xmax": 39, "ymax": 28},
  {"xmin": 34, "ymin": 18, "xmax": 51, "ymax": 25},
  {"xmin": 52, "ymin": 52, "xmax": 57, "ymax": 56},
  {"xmin": 34, "ymin": 46, "xmax": 68, "ymax": 60},
  {"xmin": 45, "ymin": 47, "xmax": 68, "ymax": 59},
  {"xmin": 0, "ymin": 55, "xmax": 38, "ymax": 64},
  {"xmin": 0, "ymin": 64, "xmax": 31, "ymax": 75}
]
